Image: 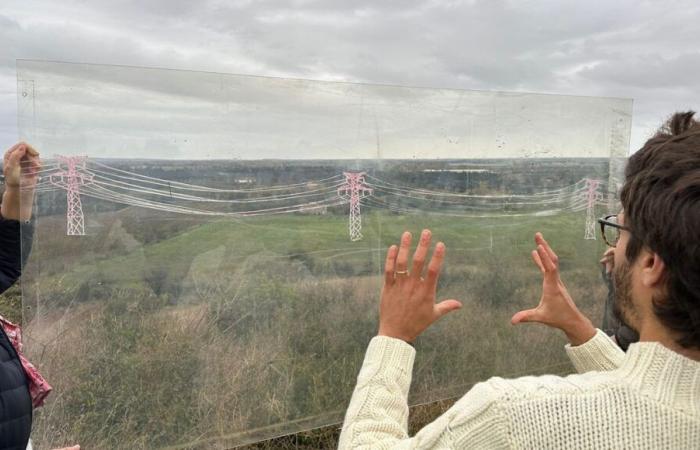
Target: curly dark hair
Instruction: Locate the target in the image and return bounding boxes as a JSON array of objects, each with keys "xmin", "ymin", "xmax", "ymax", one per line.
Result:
[{"xmin": 619, "ymin": 111, "xmax": 700, "ymax": 349}]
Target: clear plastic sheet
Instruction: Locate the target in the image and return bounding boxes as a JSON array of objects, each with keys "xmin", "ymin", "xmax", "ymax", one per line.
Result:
[{"xmin": 17, "ymin": 60, "xmax": 631, "ymax": 448}]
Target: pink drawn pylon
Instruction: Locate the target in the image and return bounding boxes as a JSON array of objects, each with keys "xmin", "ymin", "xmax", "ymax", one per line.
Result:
[
  {"xmin": 582, "ymin": 178, "xmax": 603, "ymax": 240},
  {"xmin": 338, "ymin": 172, "xmax": 373, "ymax": 241},
  {"xmin": 49, "ymin": 155, "xmax": 94, "ymax": 236}
]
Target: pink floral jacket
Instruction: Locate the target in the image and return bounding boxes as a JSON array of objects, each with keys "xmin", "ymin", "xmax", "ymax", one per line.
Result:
[{"xmin": 0, "ymin": 314, "xmax": 52, "ymax": 407}]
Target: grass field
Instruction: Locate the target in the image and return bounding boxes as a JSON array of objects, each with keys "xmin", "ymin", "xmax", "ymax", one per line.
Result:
[{"xmin": 16, "ymin": 207, "xmax": 610, "ymax": 448}]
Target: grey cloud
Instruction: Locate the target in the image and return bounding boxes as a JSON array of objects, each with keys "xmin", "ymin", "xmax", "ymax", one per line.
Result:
[
  {"xmin": 16, "ymin": 60, "xmax": 632, "ymax": 161},
  {"xmin": 1, "ymin": 0, "xmax": 699, "ymax": 152},
  {"xmin": 579, "ymin": 52, "xmax": 700, "ymax": 89}
]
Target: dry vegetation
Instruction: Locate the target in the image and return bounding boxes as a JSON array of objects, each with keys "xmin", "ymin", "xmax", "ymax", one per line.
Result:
[{"xmin": 9, "ymin": 209, "xmax": 609, "ymax": 449}]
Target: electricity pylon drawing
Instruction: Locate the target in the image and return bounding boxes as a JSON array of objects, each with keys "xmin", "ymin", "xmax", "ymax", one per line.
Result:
[
  {"xmin": 49, "ymin": 155, "xmax": 94, "ymax": 236},
  {"xmin": 338, "ymin": 172, "xmax": 373, "ymax": 241},
  {"xmin": 582, "ymin": 178, "xmax": 603, "ymax": 240}
]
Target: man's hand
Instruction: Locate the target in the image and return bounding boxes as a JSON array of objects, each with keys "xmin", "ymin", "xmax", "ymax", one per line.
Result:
[
  {"xmin": 1, "ymin": 142, "xmax": 41, "ymax": 221},
  {"xmin": 52, "ymin": 446, "xmax": 80, "ymax": 450},
  {"xmin": 600, "ymin": 247, "xmax": 615, "ymax": 274},
  {"xmin": 510, "ymin": 232, "xmax": 596, "ymax": 346},
  {"xmin": 378, "ymin": 229, "xmax": 462, "ymax": 343}
]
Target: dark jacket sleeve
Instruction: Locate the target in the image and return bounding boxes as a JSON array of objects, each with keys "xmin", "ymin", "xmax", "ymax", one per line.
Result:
[{"xmin": 0, "ymin": 216, "xmax": 34, "ymax": 295}]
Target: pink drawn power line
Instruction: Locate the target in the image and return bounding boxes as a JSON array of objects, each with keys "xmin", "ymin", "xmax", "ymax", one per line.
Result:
[
  {"xmin": 49, "ymin": 155, "xmax": 94, "ymax": 236},
  {"xmin": 338, "ymin": 172, "xmax": 373, "ymax": 241},
  {"xmin": 582, "ymin": 178, "xmax": 603, "ymax": 240}
]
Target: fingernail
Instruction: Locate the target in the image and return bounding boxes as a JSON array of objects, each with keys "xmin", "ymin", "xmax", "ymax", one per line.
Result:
[{"xmin": 436, "ymin": 242, "xmax": 445, "ymax": 254}]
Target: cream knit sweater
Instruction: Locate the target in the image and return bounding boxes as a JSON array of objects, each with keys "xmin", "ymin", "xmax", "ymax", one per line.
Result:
[{"xmin": 338, "ymin": 330, "xmax": 700, "ymax": 449}]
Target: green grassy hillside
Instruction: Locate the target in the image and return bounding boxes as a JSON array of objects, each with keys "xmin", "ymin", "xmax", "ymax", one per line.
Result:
[{"xmin": 21, "ymin": 209, "xmax": 609, "ymax": 449}]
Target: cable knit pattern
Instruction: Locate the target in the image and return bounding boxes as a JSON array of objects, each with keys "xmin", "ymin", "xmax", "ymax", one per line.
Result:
[
  {"xmin": 565, "ymin": 329, "xmax": 626, "ymax": 372},
  {"xmin": 339, "ymin": 331, "xmax": 700, "ymax": 449}
]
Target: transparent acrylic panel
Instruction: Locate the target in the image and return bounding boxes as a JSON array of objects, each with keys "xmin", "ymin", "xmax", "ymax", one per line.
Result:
[{"xmin": 17, "ymin": 60, "xmax": 631, "ymax": 448}]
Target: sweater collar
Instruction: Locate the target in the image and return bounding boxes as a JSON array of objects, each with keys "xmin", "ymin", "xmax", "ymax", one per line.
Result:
[{"xmin": 618, "ymin": 341, "xmax": 700, "ymax": 416}]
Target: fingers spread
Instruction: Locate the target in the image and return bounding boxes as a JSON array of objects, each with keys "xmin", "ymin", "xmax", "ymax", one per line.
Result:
[
  {"xmin": 395, "ymin": 231, "xmax": 412, "ymax": 273},
  {"xmin": 537, "ymin": 245, "xmax": 558, "ymax": 276},
  {"xmin": 425, "ymin": 242, "xmax": 445, "ymax": 290},
  {"xmin": 531, "ymin": 250, "xmax": 545, "ymax": 273},
  {"xmin": 410, "ymin": 229, "xmax": 431, "ymax": 280},
  {"xmin": 384, "ymin": 245, "xmax": 398, "ymax": 285},
  {"xmin": 535, "ymin": 232, "xmax": 559, "ymax": 267}
]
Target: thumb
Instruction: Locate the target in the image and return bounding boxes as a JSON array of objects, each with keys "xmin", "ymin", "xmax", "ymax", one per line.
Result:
[
  {"xmin": 25, "ymin": 144, "xmax": 39, "ymax": 157},
  {"xmin": 510, "ymin": 308, "xmax": 540, "ymax": 325},
  {"xmin": 8, "ymin": 146, "xmax": 26, "ymax": 166},
  {"xmin": 434, "ymin": 299, "xmax": 462, "ymax": 319}
]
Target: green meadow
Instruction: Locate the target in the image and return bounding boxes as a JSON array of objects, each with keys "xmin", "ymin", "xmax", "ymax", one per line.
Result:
[{"xmin": 23, "ymin": 208, "xmax": 610, "ymax": 448}]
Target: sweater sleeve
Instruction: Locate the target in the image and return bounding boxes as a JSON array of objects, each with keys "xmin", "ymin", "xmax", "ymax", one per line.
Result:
[
  {"xmin": 564, "ymin": 328, "xmax": 625, "ymax": 373},
  {"xmin": 338, "ymin": 336, "xmax": 510, "ymax": 449}
]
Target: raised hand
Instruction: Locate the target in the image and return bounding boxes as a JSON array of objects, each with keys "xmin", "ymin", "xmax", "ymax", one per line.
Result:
[
  {"xmin": 510, "ymin": 232, "xmax": 596, "ymax": 346},
  {"xmin": 2, "ymin": 142, "xmax": 41, "ymax": 221},
  {"xmin": 3, "ymin": 142, "xmax": 40, "ymax": 189},
  {"xmin": 600, "ymin": 247, "xmax": 615, "ymax": 274},
  {"xmin": 378, "ymin": 229, "xmax": 462, "ymax": 343}
]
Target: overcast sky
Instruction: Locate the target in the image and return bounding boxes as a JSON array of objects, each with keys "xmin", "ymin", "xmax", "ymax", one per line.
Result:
[
  {"xmin": 2, "ymin": 0, "xmax": 699, "ymax": 155},
  {"xmin": 16, "ymin": 59, "xmax": 631, "ymax": 159}
]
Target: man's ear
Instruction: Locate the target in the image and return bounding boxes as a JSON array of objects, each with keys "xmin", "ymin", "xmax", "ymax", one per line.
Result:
[{"xmin": 639, "ymin": 249, "xmax": 666, "ymax": 288}]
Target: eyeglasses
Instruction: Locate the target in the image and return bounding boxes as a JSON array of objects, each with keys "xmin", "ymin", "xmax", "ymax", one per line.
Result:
[{"xmin": 597, "ymin": 214, "xmax": 630, "ymax": 247}]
